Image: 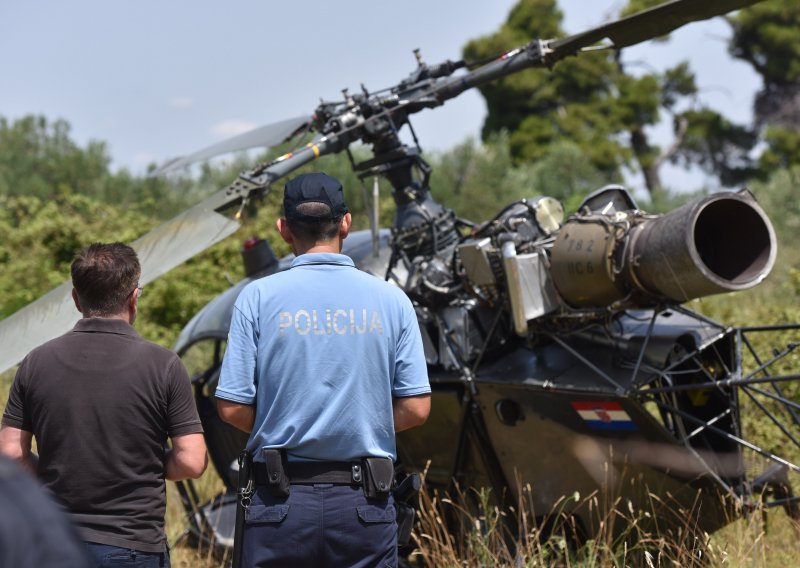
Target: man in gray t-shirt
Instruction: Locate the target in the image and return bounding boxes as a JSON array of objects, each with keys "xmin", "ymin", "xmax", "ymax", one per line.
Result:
[{"xmin": 0, "ymin": 242, "xmax": 208, "ymax": 566}]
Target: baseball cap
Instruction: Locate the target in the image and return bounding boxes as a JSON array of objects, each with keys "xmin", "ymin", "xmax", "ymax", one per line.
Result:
[{"xmin": 283, "ymin": 172, "xmax": 348, "ymax": 222}]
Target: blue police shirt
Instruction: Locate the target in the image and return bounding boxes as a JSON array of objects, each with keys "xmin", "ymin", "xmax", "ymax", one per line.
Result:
[{"xmin": 216, "ymin": 252, "xmax": 430, "ymax": 462}]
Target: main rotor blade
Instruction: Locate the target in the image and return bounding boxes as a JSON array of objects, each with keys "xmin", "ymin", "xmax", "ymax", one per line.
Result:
[
  {"xmin": 0, "ymin": 282, "xmax": 78, "ymax": 377},
  {"xmin": 133, "ymin": 200, "xmax": 241, "ymax": 284},
  {"xmin": 0, "ymin": 203, "xmax": 240, "ymax": 375},
  {"xmin": 151, "ymin": 114, "xmax": 312, "ymax": 176},
  {"xmin": 550, "ymin": 0, "xmax": 763, "ymax": 55}
]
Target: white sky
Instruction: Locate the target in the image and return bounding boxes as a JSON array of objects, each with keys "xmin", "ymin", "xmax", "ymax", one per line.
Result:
[{"xmin": 0, "ymin": 0, "xmax": 761, "ymax": 194}]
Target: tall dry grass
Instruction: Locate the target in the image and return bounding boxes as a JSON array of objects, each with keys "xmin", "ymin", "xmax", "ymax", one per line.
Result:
[
  {"xmin": 164, "ymin": 467, "xmax": 800, "ymax": 567},
  {"xmin": 410, "ymin": 479, "xmax": 714, "ymax": 567}
]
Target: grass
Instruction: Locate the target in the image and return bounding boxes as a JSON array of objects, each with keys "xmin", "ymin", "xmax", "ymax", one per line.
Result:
[
  {"xmin": 160, "ymin": 461, "xmax": 800, "ymax": 567},
  {"xmin": 3, "ymin": 363, "xmax": 800, "ymax": 566},
  {"xmin": 409, "ymin": 476, "xmax": 800, "ymax": 567},
  {"xmin": 413, "ymin": 476, "xmax": 700, "ymax": 567},
  {"xmin": 165, "ymin": 468, "xmax": 230, "ymax": 567},
  {"xmin": 710, "ymin": 508, "xmax": 800, "ymax": 567}
]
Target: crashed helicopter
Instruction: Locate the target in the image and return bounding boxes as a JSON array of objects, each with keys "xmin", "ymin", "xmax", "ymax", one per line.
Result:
[{"xmin": 1, "ymin": 0, "xmax": 799, "ymax": 554}]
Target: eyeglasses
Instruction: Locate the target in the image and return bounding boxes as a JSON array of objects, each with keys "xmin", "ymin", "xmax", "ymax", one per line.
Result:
[{"xmin": 130, "ymin": 283, "xmax": 143, "ymax": 299}]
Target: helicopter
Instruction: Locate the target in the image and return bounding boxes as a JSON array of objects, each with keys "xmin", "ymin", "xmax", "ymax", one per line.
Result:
[{"xmin": 2, "ymin": 0, "xmax": 800, "ymax": 555}]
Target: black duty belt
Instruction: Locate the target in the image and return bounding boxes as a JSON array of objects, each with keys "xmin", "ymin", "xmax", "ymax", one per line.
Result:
[{"xmin": 253, "ymin": 460, "xmax": 363, "ymax": 486}]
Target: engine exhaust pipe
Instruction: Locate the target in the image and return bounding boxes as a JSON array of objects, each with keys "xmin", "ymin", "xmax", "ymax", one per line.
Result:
[{"xmin": 549, "ymin": 190, "xmax": 777, "ymax": 308}]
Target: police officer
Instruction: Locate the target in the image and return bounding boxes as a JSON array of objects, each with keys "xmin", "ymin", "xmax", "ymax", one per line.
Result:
[{"xmin": 216, "ymin": 172, "xmax": 431, "ymax": 567}]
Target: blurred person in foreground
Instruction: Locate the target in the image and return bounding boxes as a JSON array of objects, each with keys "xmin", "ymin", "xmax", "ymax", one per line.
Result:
[
  {"xmin": 216, "ymin": 172, "xmax": 431, "ymax": 567},
  {"xmin": 0, "ymin": 242, "xmax": 208, "ymax": 568},
  {"xmin": 0, "ymin": 453, "xmax": 90, "ymax": 567}
]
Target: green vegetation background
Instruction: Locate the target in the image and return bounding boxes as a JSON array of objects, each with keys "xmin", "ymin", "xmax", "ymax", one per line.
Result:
[
  {"xmin": 3, "ymin": 2, "xmax": 800, "ymax": 563},
  {"xmin": 1, "ymin": 111, "xmax": 800, "ymax": 564},
  {"xmin": 2, "ymin": 114, "xmax": 800, "ymax": 463}
]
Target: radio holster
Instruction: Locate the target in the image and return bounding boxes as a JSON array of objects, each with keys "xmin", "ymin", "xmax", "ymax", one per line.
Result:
[
  {"xmin": 262, "ymin": 448, "xmax": 290, "ymax": 498},
  {"xmin": 362, "ymin": 457, "xmax": 394, "ymax": 500}
]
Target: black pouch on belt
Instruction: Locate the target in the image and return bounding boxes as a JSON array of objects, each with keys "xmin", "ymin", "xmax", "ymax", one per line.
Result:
[
  {"xmin": 362, "ymin": 457, "xmax": 394, "ymax": 500},
  {"xmin": 262, "ymin": 448, "xmax": 290, "ymax": 498}
]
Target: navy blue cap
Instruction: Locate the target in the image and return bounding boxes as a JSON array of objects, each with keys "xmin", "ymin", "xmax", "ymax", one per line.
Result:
[{"xmin": 283, "ymin": 173, "xmax": 348, "ymax": 222}]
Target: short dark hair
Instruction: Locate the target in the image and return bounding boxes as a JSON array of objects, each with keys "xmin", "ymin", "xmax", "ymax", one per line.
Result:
[
  {"xmin": 286, "ymin": 202, "xmax": 342, "ymax": 243},
  {"xmin": 71, "ymin": 242, "xmax": 140, "ymax": 317}
]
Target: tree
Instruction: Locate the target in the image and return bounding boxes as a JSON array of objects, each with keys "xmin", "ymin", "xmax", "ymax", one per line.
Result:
[
  {"xmin": 462, "ymin": 0, "xmax": 761, "ymax": 196},
  {"xmin": 728, "ymin": 0, "xmax": 800, "ymax": 171},
  {"xmin": 0, "ymin": 194, "xmax": 154, "ymax": 319},
  {"xmin": 0, "ymin": 116, "xmax": 110, "ymax": 199},
  {"xmin": 463, "ymin": 1, "xmax": 629, "ymax": 177},
  {"xmin": 0, "ymin": 114, "xmax": 219, "ymax": 219},
  {"xmin": 427, "ymin": 132, "xmax": 612, "ymax": 221}
]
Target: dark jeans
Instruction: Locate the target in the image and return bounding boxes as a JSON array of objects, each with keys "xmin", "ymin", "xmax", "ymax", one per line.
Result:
[
  {"xmin": 243, "ymin": 484, "xmax": 397, "ymax": 568},
  {"xmin": 84, "ymin": 543, "xmax": 170, "ymax": 568}
]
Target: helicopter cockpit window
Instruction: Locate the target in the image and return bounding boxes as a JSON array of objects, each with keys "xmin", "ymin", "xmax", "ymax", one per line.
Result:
[
  {"xmin": 577, "ymin": 185, "xmax": 638, "ymax": 214},
  {"xmin": 179, "ymin": 338, "xmax": 226, "ymax": 393}
]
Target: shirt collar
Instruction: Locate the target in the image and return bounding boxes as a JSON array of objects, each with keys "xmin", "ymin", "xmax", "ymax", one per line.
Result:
[
  {"xmin": 73, "ymin": 317, "xmax": 140, "ymax": 337},
  {"xmin": 290, "ymin": 252, "xmax": 354, "ymax": 269}
]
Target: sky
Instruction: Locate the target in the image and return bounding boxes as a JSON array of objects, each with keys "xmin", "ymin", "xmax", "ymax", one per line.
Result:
[{"xmin": 0, "ymin": 1, "xmax": 762, "ymax": 194}]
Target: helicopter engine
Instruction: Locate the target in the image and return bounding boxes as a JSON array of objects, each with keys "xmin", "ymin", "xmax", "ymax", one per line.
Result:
[
  {"xmin": 549, "ymin": 188, "xmax": 777, "ymax": 309},
  {"xmin": 454, "ymin": 187, "xmax": 777, "ymax": 337}
]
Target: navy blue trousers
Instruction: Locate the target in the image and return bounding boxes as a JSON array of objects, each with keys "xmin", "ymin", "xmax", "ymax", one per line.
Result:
[
  {"xmin": 84, "ymin": 543, "xmax": 169, "ymax": 568},
  {"xmin": 242, "ymin": 483, "xmax": 397, "ymax": 568}
]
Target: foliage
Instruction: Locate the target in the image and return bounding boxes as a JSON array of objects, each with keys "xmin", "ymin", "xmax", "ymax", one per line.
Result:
[
  {"xmin": 728, "ymin": 0, "xmax": 800, "ymax": 171},
  {"xmin": 0, "ymin": 118, "xmax": 385, "ymax": 348},
  {"xmin": 760, "ymin": 126, "xmax": 800, "ymax": 172},
  {"xmin": 728, "ymin": 0, "xmax": 800, "ymax": 88},
  {"xmin": 459, "ymin": 0, "xmax": 760, "ymax": 196},
  {"xmin": 0, "ymin": 116, "xmax": 110, "ymax": 199},
  {"xmin": 746, "ymin": 165, "xmax": 800, "ymax": 243},
  {"xmin": 154, "ymin": 457, "xmax": 800, "ymax": 566},
  {"xmin": 463, "ymin": 0, "xmax": 629, "ymax": 176},
  {"xmin": 670, "ymin": 108, "xmax": 761, "ymax": 187},
  {"xmin": 459, "ymin": 0, "xmax": 800, "ymax": 193},
  {"xmin": 0, "ymin": 199, "xmax": 290, "ymax": 353},
  {"xmin": 0, "ymin": 115, "xmax": 216, "ymax": 219},
  {"xmin": 427, "ymin": 133, "xmax": 614, "ymax": 222},
  {"xmin": 0, "ymin": 194, "xmax": 155, "ymax": 318}
]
